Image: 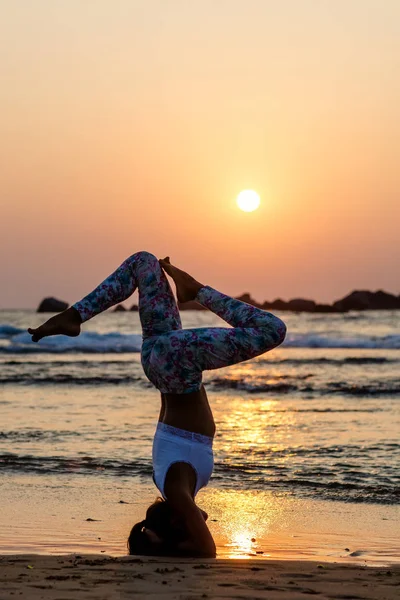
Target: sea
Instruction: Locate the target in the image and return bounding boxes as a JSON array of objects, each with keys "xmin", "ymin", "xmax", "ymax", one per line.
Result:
[{"xmin": 0, "ymin": 309, "xmax": 399, "ymax": 564}]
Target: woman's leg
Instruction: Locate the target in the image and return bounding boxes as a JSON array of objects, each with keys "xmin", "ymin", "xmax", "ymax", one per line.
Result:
[
  {"xmin": 146, "ymin": 259, "xmax": 286, "ymax": 393},
  {"xmin": 160, "ymin": 257, "xmax": 286, "ymax": 356},
  {"xmin": 28, "ymin": 252, "xmax": 181, "ymax": 342},
  {"xmin": 191, "ymin": 285, "xmax": 286, "ymax": 369},
  {"xmin": 73, "ymin": 251, "xmax": 181, "ymax": 339}
]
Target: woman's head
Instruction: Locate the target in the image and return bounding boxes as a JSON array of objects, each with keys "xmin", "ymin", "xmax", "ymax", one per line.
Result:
[{"xmin": 127, "ymin": 497, "xmax": 188, "ymax": 556}]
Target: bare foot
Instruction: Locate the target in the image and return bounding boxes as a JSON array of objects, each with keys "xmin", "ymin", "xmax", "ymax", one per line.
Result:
[
  {"xmin": 28, "ymin": 307, "xmax": 82, "ymax": 343},
  {"xmin": 159, "ymin": 257, "xmax": 204, "ymax": 303}
]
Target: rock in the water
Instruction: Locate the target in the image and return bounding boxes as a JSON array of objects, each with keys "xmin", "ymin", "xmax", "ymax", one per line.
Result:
[
  {"xmin": 265, "ymin": 299, "xmax": 338, "ymax": 312},
  {"xmin": 333, "ymin": 290, "xmax": 400, "ymax": 311},
  {"xmin": 286, "ymin": 298, "xmax": 316, "ymax": 312},
  {"xmin": 263, "ymin": 298, "xmax": 288, "ymax": 311},
  {"xmin": 37, "ymin": 297, "xmax": 68, "ymax": 313},
  {"xmin": 314, "ymin": 303, "xmax": 336, "ymax": 313},
  {"xmin": 113, "ymin": 305, "xmax": 126, "ymax": 312},
  {"xmin": 236, "ymin": 293, "xmax": 261, "ymax": 307},
  {"xmin": 120, "ymin": 289, "xmax": 400, "ymax": 314},
  {"xmin": 261, "ymin": 290, "xmax": 400, "ymax": 312}
]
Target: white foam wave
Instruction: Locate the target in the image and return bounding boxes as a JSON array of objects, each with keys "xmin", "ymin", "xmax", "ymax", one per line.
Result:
[
  {"xmin": 0, "ymin": 325, "xmax": 24, "ymax": 338},
  {"xmin": 1, "ymin": 331, "xmax": 143, "ymax": 353},
  {"xmin": 1, "ymin": 325, "xmax": 399, "ymax": 353},
  {"xmin": 283, "ymin": 334, "xmax": 400, "ymax": 349}
]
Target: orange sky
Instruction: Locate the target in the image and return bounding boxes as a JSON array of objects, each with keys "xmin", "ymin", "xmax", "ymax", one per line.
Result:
[{"xmin": 1, "ymin": 1, "xmax": 399, "ymax": 308}]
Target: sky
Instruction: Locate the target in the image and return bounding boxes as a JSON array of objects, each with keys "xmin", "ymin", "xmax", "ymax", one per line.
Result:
[{"xmin": 1, "ymin": 0, "xmax": 399, "ymax": 309}]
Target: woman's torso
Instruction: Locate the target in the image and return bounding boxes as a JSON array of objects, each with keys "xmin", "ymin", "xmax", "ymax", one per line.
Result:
[
  {"xmin": 152, "ymin": 386, "xmax": 215, "ymax": 499},
  {"xmin": 160, "ymin": 386, "xmax": 216, "ymax": 438}
]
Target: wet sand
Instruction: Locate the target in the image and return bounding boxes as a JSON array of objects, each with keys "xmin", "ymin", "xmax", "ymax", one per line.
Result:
[
  {"xmin": 1, "ymin": 554, "xmax": 399, "ymax": 599},
  {"xmin": 2, "ymin": 474, "xmax": 399, "ymax": 565}
]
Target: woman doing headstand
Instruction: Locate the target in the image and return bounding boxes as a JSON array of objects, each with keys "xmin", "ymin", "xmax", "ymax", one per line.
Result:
[{"xmin": 28, "ymin": 252, "xmax": 286, "ymax": 557}]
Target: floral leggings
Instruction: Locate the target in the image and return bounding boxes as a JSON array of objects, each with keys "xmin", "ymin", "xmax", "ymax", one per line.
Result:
[{"xmin": 73, "ymin": 251, "xmax": 287, "ymax": 394}]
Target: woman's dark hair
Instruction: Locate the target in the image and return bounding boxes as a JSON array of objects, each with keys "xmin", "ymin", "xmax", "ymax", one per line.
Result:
[{"xmin": 127, "ymin": 497, "xmax": 187, "ymax": 556}]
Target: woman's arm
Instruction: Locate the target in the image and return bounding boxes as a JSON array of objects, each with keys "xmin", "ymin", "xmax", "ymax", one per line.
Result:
[{"xmin": 168, "ymin": 488, "xmax": 216, "ymax": 557}]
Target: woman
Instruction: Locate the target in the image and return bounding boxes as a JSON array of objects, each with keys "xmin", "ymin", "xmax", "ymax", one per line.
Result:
[{"xmin": 28, "ymin": 252, "xmax": 286, "ymax": 557}]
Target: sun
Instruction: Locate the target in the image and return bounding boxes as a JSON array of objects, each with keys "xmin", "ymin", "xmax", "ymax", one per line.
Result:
[{"xmin": 236, "ymin": 190, "xmax": 260, "ymax": 212}]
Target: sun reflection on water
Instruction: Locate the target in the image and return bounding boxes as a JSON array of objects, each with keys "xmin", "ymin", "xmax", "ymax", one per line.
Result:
[
  {"xmin": 228, "ymin": 530, "xmax": 257, "ymax": 557},
  {"xmin": 204, "ymin": 388, "xmax": 302, "ymax": 558},
  {"xmin": 216, "ymin": 395, "xmax": 297, "ymax": 460},
  {"xmin": 203, "ymin": 489, "xmax": 287, "ymax": 558}
]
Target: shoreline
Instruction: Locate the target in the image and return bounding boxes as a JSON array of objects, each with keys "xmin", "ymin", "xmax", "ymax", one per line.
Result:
[
  {"xmin": 1, "ymin": 554, "xmax": 399, "ymax": 599},
  {"xmin": 1, "ymin": 474, "xmax": 398, "ymax": 567}
]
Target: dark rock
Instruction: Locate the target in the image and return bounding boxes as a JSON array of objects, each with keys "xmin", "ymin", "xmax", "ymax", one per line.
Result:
[
  {"xmin": 314, "ymin": 303, "xmax": 337, "ymax": 313},
  {"xmin": 263, "ymin": 298, "xmax": 288, "ymax": 311},
  {"xmin": 333, "ymin": 291, "xmax": 370, "ymax": 311},
  {"xmin": 375, "ymin": 290, "xmax": 400, "ymax": 308},
  {"xmin": 113, "ymin": 305, "xmax": 126, "ymax": 312},
  {"xmin": 266, "ymin": 299, "xmax": 337, "ymax": 312},
  {"xmin": 371, "ymin": 290, "xmax": 400, "ymax": 309},
  {"xmin": 37, "ymin": 297, "xmax": 68, "ymax": 313},
  {"xmin": 286, "ymin": 298, "xmax": 316, "ymax": 312},
  {"xmin": 235, "ymin": 293, "xmax": 261, "ymax": 307},
  {"xmin": 122, "ymin": 289, "xmax": 400, "ymax": 314},
  {"xmin": 333, "ymin": 290, "xmax": 400, "ymax": 311}
]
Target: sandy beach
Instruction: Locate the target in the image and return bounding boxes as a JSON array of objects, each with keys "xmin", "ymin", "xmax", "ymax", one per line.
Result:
[{"xmin": 1, "ymin": 554, "xmax": 399, "ymax": 599}]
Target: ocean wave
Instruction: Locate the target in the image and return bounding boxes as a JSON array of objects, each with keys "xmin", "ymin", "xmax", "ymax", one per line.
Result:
[
  {"xmin": 258, "ymin": 356, "xmax": 395, "ymax": 365},
  {"xmin": 0, "ymin": 452, "xmax": 152, "ymax": 478},
  {"xmin": 1, "ymin": 370, "xmax": 399, "ymax": 396},
  {"xmin": 209, "ymin": 376, "xmax": 400, "ymax": 396},
  {"xmin": 3, "ymin": 356, "xmax": 396, "ymax": 368},
  {"xmin": 0, "ymin": 375, "xmax": 148, "ymax": 385},
  {"xmin": 0, "ymin": 325, "xmax": 24, "ymax": 338},
  {"xmin": 1, "ymin": 325, "xmax": 400, "ymax": 352},
  {"xmin": 0, "ymin": 429, "xmax": 79, "ymax": 441},
  {"xmin": 210, "ymin": 377, "xmax": 297, "ymax": 394},
  {"xmin": 325, "ymin": 382, "xmax": 400, "ymax": 396},
  {"xmin": 1, "ymin": 446, "xmax": 398, "ymax": 504},
  {"xmin": 284, "ymin": 333, "xmax": 400, "ymax": 349},
  {"xmin": 0, "ymin": 330, "xmax": 143, "ymax": 353}
]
